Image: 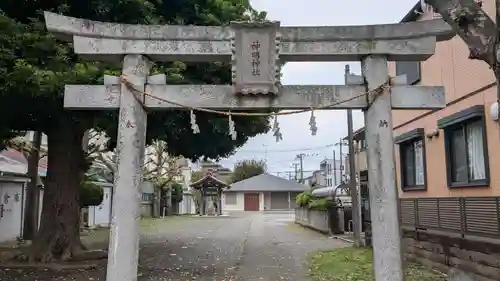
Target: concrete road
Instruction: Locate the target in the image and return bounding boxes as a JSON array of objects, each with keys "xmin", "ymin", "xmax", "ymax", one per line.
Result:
[{"xmin": 0, "ymin": 212, "xmax": 346, "ymax": 281}]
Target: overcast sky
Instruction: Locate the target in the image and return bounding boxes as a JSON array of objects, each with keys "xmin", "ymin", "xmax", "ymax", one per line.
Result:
[{"xmin": 218, "ymin": 0, "xmax": 418, "ymax": 177}]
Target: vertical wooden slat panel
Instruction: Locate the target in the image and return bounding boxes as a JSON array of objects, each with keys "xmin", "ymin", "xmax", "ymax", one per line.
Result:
[{"xmin": 398, "ymin": 197, "xmax": 500, "ymax": 238}]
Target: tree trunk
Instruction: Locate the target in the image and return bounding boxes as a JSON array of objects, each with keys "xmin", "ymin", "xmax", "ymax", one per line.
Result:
[
  {"xmin": 426, "ymin": 0, "xmax": 496, "ymax": 65},
  {"xmin": 153, "ymin": 188, "xmax": 161, "ymax": 218},
  {"xmin": 30, "ymin": 118, "xmax": 87, "ymax": 263},
  {"xmin": 23, "ymin": 131, "xmax": 42, "ymax": 241}
]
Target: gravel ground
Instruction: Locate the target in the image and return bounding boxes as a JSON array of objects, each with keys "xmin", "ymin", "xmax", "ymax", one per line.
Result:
[{"xmin": 0, "ymin": 212, "xmax": 346, "ymax": 281}]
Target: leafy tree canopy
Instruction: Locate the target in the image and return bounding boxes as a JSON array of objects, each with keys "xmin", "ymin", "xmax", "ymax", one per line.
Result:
[
  {"xmin": 0, "ymin": 0, "xmax": 271, "ymax": 262},
  {"xmin": 170, "ymin": 182, "xmax": 184, "ymax": 204},
  {"xmin": 0, "ymin": 0, "xmax": 270, "ymax": 160},
  {"xmin": 80, "ymin": 182, "xmax": 104, "ymax": 208},
  {"xmin": 230, "ymin": 159, "xmax": 266, "ymax": 183},
  {"xmin": 191, "ymin": 171, "xmax": 204, "ymax": 183}
]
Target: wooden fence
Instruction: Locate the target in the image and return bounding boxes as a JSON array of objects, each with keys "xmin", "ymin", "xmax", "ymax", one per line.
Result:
[{"xmin": 400, "ymin": 197, "xmax": 500, "ymax": 239}]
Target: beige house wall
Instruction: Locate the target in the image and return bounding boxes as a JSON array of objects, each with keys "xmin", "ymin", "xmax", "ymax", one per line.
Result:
[{"xmin": 391, "ymin": 0, "xmax": 500, "ymax": 198}]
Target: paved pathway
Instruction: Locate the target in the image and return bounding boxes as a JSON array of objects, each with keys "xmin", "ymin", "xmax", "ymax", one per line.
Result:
[{"xmin": 0, "ymin": 212, "xmax": 346, "ymax": 281}]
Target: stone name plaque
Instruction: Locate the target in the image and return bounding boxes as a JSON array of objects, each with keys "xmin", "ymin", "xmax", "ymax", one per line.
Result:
[{"xmin": 230, "ymin": 21, "xmax": 281, "ymax": 95}]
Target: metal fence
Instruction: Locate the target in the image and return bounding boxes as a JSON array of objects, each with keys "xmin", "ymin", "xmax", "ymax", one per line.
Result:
[{"xmin": 400, "ymin": 197, "xmax": 500, "ymax": 238}]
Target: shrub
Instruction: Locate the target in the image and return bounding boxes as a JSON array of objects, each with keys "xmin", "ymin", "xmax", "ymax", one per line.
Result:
[
  {"xmin": 170, "ymin": 182, "xmax": 184, "ymax": 204},
  {"xmin": 80, "ymin": 182, "xmax": 104, "ymax": 208},
  {"xmin": 296, "ymin": 191, "xmax": 312, "ymax": 207},
  {"xmin": 308, "ymin": 198, "xmax": 332, "ymax": 211}
]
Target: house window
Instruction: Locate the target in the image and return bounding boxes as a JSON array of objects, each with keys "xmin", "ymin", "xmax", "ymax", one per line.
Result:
[
  {"xmin": 395, "ymin": 128, "xmax": 426, "ymax": 191},
  {"xmin": 359, "ymin": 139, "xmax": 366, "ymax": 151},
  {"xmin": 395, "ymin": 61, "xmax": 421, "ymax": 85},
  {"xmin": 142, "ymin": 193, "xmax": 154, "ymax": 202},
  {"xmin": 225, "ymin": 193, "xmax": 237, "ymax": 205},
  {"xmin": 438, "ymin": 105, "xmax": 489, "ymax": 188}
]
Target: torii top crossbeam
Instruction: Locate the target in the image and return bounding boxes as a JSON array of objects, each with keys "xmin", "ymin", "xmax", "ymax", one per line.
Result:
[
  {"xmin": 45, "ymin": 11, "xmax": 453, "ymax": 42},
  {"xmin": 43, "ymin": 11, "xmax": 452, "ymax": 111},
  {"xmin": 43, "ymin": 12, "xmax": 454, "ymax": 62}
]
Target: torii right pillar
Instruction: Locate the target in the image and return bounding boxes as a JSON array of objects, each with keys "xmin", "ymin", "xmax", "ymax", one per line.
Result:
[{"xmin": 363, "ymin": 55, "xmax": 404, "ymax": 281}]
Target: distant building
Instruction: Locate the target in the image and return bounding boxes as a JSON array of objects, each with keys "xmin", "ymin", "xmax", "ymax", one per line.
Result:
[
  {"xmin": 310, "ymin": 170, "xmax": 326, "ymax": 187},
  {"xmin": 342, "ymin": 128, "xmax": 368, "ymax": 193},
  {"xmin": 200, "ymin": 161, "xmax": 232, "ymax": 184},
  {"xmin": 223, "ymin": 173, "xmax": 307, "ymax": 211},
  {"xmin": 319, "ymin": 158, "xmax": 343, "ymax": 187},
  {"xmin": 303, "ymin": 175, "xmax": 313, "ymax": 187}
]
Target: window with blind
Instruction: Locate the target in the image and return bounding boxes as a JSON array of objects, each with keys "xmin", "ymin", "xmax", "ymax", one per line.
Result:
[
  {"xmin": 438, "ymin": 105, "xmax": 490, "ymax": 188},
  {"xmin": 395, "ymin": 128, "xmax": 427, "ymax": 191}
]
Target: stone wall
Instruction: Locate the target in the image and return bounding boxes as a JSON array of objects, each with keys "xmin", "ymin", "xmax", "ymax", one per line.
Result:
[
  {"xmin": 295, "ymin": 207, "xmax": 500, "ymax": 280},
  {"xmin": 140, "ymin": 201, "xmax": 153, "ymax": 217},
  {"xmin": 403, "ymin": 229, "xmax": 500, "ymax": 281},
  {"xmin": 295, "ymin": 207, "xmax": 330, "ymax": 234}
]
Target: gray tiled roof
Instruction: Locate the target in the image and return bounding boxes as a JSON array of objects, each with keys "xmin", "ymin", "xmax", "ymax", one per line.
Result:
[{"xmin": 226, "ymin": 173, "xmax": 308, "ymax": 192}]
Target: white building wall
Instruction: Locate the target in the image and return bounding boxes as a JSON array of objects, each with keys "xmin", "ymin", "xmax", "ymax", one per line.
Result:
[
  {"xmin": 0, "ymin": 178, "xmax": 34, "ymax": 243},
  {"xmin": 178, "ymin": 165, "xmax": 196, "ymax": 214},
  {"xmin": 259, "ymin": 192, "xmax": 264, "ymax": 211},
  {"xmin": 221, "ymin": 192, "xmax": 245, "ymax": 211},
  {"xmin": 321, "ymin": 159, "xmax": 344, "ymax": 187},
  {"xmin": 221, "ymin": 192, "xmax": 266, "ymax": 212},
  {"xmin": 88, "ymin": 184, "xmax": 113, "ymax": 228}
]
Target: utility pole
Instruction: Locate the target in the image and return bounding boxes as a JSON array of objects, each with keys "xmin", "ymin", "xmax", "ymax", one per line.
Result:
[
  {"xmin": 335, "ymin": 139, "xmax": 346, "ymax": 183},
  {"xmin": 292, "ymin": 163, "xmax": 299, "ymax": 181},
  {"xmin": 263, "ymin": 144, "xmax": 268, "ymax": 165},
  {"xmin": 345, "ymin": 64, "xmax": 363, "ymax": 247},
  {"xmin": 295, "ymin": 153, "xmax": 306, "ymax": 183},
  {"xmin": 332, "ymin": 151, "xmax": 337, "ymax": 186}
]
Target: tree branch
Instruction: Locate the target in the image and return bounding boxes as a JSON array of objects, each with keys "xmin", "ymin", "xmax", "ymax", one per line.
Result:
[
  {"xmin": 96, "ymin": 152, "xmax": 116, "ymax": 175},
  {"xmin": 426, "ymin": 0, "xmax": 496, "ymax": 66}
]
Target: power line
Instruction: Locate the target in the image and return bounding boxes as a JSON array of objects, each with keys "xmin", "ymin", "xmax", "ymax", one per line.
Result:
[
  {"xmin": 237, "ymin": 143, "xmax": 334, "ymax": 153},
  {"xmin": 269, "ymin": 169, "xmax": 318, "ymax": 173}
]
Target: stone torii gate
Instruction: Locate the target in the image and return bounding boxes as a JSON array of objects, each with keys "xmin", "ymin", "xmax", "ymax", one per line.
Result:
[{"xmin": 44, "ymin": 12, "xmax": 453, "ymax": 281}]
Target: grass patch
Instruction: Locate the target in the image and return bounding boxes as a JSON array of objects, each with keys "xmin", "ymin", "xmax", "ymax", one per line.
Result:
[
  {"xmin": 309, "ymin": 247, "xmax": 446, "ymax": 281},
  {"xmin": 139, "ymin": 215, "xmax": 190, "ymax": 233}
]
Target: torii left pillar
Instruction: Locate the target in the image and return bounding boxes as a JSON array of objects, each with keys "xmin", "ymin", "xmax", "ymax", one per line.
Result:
[{"xmin": 107, "ymin": 55, "xmax": 150, "ymax": 281}]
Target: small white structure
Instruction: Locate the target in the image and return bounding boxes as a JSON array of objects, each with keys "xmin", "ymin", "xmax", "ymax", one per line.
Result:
[
  {"xmin": 178, "ymin": 165, "xmax": 196, "ymax": 215},
  {"xmin": 87, "ymin": 182, "xmax": 113, "ymax": 228},
  {"xmin": 0, "ymin": 174, "xmax": 43, "ymax": 243}
]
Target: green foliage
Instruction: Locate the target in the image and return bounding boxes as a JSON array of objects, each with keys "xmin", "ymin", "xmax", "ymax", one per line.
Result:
[
  {"xmin": 0, "ymin": 0, "xmax": 272, "ymax": 261},
  {"xmin": 0, "ymin": 0, "xmax": 271, "ymax": 160},
  {"xmin": 296, "ymin": 192, "xmax": 332, "ymax": 211},
  {"xmin": 170, "ymin": 182, "xmax": 184, "ymax": 204},
  {"xmin": 152, "ymin": 176, "xmax": 172, "ymax": 190},
  {"xmin": 308, "ymin": 198, "xmax": 332, "ymax": 211},
  {"xmin": 79, "ymin": 182, "xmax": 104, "ymax": 208},
  {"xmin": 296, "ymin": 191, "xmax": 312, "ymax": 207},
  {"xmin": 230, "ymin": 159, "xmax": 266, "ymax": 183},
  {"xmin": 309, "ymin": 247, "xmax": 446, "ymax": 281},
  {"xmin": 191, "ymin": 171, "xmax": 204, "ymax": 183}
]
